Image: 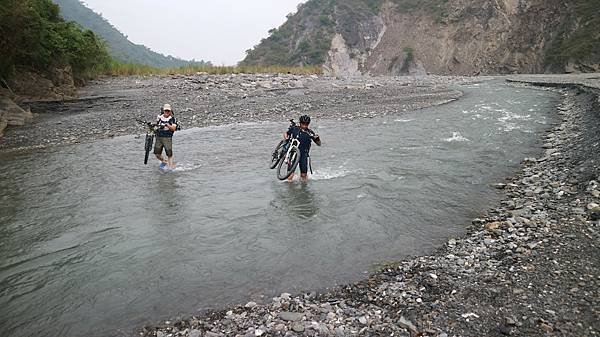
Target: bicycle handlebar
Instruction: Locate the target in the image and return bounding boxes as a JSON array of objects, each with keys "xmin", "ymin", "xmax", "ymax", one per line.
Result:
[{"xmin": 135, "ymin": 118, "xmax": 160, "ymax": 128}]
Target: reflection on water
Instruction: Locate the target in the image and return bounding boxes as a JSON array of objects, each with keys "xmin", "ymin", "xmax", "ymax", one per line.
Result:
[
  {"xmin": 0, "ymin": 81, "xmax": 559, "ymax": 337},
  {"xmin": 271, "ymin": 182, "xmax": 319, "ymax": 219},
  {"xmin": 152, "ymin": 176, "xmax": 184, "ymax": 215}
]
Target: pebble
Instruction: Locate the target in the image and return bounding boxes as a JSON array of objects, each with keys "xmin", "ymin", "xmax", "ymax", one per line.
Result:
[
  {"xmin": 278, "ymin": 312, "xmax": 303, "ymax": 322},
  {"xmin": 291, "ymin": 323, "xmax": 305, "ymax": 332},
  {"xmin": 205, "ymin": 332, "xmax": 224, "ymax": 337},
  {"xmin": 398, "ymin": 316, "xmax": 418, "ymax": 335}
]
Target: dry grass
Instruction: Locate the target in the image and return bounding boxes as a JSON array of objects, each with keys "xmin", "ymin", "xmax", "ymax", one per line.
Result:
[{"xmin": 97, "ymin": 61, "xmax": 322, "ymax": 77}]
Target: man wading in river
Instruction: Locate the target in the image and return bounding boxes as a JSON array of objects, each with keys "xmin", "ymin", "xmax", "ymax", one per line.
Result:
[
  {"xmin": 284, "ymin": 114, "xmax": 321, "ymax": 181},
  {"xmin": 154, "ymin": 103, "xmax": 178, "ymax": 168}
]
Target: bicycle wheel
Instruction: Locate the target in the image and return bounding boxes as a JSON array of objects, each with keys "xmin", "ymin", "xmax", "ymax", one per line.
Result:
[
  {"xmin": 144, "ymin": 134, "xmax": 154, "ymax": 165},
  {"xmin": 277, "ymin": 146, "xmax": 300, "ymax": 180},
  {"xmin": 269, "ymin": 139, "xmax": 286, "ymax": 169}
]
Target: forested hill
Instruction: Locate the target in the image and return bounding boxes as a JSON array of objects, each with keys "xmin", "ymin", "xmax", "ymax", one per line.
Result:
[
  {"xmin": 52, "ymin": 0, "xmax": 210, "ymax": 68},
  {"xmin": 241, "ymin": 0, "xmax": 600, "ymax": 76}
]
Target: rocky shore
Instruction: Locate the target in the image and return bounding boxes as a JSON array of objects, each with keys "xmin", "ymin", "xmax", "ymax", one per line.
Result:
[
  {"xmin": 129, "ymin": 76, "xmax": 599, "ymax": 337},
  {"xmin": 0, "ymin": 74, "xmax": 468, "ymax": 153}
]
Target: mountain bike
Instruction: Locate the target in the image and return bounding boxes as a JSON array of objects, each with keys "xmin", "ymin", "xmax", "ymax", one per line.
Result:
[
  {"xmin": 276, "ymin": 123, "xmax": 301, "ymax": 180},
  {"xmin": 269, "ymin": 119, "xmax": 296, "ymax": 169},
  {"xmin": 137, "ymin": 119, "xmax": 160, "ymax": 164}
]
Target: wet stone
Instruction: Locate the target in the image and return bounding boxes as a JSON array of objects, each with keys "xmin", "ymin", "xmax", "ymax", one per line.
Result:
[
  {"xmin": 278, "ymin": 312, "xmax": 304, "ymax": 322},
  {"xmin": 292, "ymin": 323, "xmax": 305, "ymax": 332}
]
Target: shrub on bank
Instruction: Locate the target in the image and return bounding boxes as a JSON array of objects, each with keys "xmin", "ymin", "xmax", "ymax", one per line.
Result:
[{"xmin": 0, "ymin": 0, "xmax": 110, "ymax": 83}]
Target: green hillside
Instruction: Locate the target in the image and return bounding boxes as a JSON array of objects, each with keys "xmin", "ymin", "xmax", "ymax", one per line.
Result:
[
  {"xmin": 240, "ymin": 0, "xmax": 395, "ymax": 67},
  {"xmin": 240, "ymin": 0, "xmax": 337, "ymax": 67},
  {"xmin": 52, "ymin": 0, "xmax": 210, "ymax": 68},
  {"xmin": 0, "ymin": 0, "xmax": 109, "ymax": 81}
]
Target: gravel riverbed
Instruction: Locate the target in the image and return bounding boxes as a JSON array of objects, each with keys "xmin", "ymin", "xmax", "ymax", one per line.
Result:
[
  {"xmin": 1, "ymin": 74, "xmax": 598, "ymax": 337},
  {"xmin": 0, "ymin": 74, "xmax": 468, "ymax": 153}
]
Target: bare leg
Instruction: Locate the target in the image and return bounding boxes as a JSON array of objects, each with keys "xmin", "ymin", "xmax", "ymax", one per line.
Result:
[
  {"xmin": 287, "ymin": 173, "xmax": 295, "ymax": 182},
  {"xmin": 155, "ymin": 154, "xmax": 167, "ymax": 163},
  {"xmin": 167, "ymin": 155, "xmax": 175, "ymax": 168},
  {"xmin": 300, "ymin": 173, "xmax": 308, "ymax": 182}
]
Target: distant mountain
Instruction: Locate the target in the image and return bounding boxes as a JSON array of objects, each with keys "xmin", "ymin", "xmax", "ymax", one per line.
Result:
[{"xmin": 52, "ymin": 0, "xmax": 210, "ymax": 68}]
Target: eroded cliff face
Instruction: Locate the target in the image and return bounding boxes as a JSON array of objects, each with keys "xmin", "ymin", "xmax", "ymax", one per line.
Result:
[
  {"xmin": 323, "ymin": 3, "xmax": 387, "ymax": 77},
  {"xmin": 326, "ymin": 0, "xmax": 582, "ymax": 76},
  {"xmin": 258, "ymin": 0, "xmax": 599, "ymax": 77},
  {"xmin": 363, "ymin": 0, "xmax": 568, "ymax": 76}
]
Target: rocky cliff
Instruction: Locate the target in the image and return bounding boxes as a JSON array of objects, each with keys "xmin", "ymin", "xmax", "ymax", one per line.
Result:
[{"xmin": 241, "ymin": 0, "xmax": 600, "ymax": 76}]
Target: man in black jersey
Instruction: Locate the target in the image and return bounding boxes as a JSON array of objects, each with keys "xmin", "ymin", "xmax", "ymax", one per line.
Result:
[{"xmin": 284, "ymin": 114, "xmax": 321, "ymax": 181}]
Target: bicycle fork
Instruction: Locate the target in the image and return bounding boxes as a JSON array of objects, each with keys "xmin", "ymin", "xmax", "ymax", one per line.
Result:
[{"xmin": 285, "ymin": 139, "xmax": 300, "ymax": 163}]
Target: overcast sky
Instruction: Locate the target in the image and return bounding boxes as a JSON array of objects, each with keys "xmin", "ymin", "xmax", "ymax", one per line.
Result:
[{"xmin": 82, "ymin": 0, "xmax": 307, "ymax": 65}]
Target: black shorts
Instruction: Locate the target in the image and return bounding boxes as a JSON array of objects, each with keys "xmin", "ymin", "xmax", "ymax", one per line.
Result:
[{"xmin": 299, "ymin": 152, "xmax": 309, "ymax": 174}]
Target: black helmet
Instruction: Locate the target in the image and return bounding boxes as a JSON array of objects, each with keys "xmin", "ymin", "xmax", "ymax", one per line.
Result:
[{"xmin": 299, "ymin": 115, "xmax": 311, "ymax": 124}]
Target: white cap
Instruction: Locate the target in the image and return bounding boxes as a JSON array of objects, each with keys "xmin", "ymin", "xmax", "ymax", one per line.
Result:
[{"xmin": 163, "ymin": 103, "xmax": 172, "ymax": 111}]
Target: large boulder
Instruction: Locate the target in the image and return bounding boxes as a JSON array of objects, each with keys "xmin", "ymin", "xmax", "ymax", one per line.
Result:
[{"xmin": 0, "ymin": 95, "xmax": 33, "ymax": 137}]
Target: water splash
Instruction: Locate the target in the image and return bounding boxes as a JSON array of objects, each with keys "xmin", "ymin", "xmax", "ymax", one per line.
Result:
[
  {"xmin": 497, "ymin": 111, "xmax": 532, "ymax": 132},
  {"xmin": 172, "ymin": 162, "xmax": 203, "ymax": 172},
  {"xmin": 311, "ymin": 166, "xmax": 353, "ymax": 180},
  {"xmin": 444, "ymin": 132, "xmax": 470, "ymax": 142}
]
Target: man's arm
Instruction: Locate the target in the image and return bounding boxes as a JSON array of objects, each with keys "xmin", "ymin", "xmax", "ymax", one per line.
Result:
[
  {"xmin": 313, "ymin": 134, "xmax": 321, "ymax": 146},
  {"xmin": 164, "ymin": 118, "xmax": 177, "ymax": 132},
  {"xmin": 308, "ymin": 129, "xmax": 321, "ymax": 146},
  {"xmin": 165, "ymin": 123, "xmax": 177, "ymax": 132}
]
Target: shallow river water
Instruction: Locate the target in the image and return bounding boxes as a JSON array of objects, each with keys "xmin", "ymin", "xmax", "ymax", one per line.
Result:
[{"xmin": 0, "ymin": 81, "xmax": 558, "ymax": 336}]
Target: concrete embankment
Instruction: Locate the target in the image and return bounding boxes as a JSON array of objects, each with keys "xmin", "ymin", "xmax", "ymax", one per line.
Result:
[{"xmin": 139, "ymin": 76, "xmax": 599, "ymax": 337}]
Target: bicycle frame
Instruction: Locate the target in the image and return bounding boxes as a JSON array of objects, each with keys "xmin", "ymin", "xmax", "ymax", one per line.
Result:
[
  {"xmin": 283, "ymin": 138, "xmax": 300, "ymax": 162},
  {"xmin": 273, "ymin": 120, "xmax": 299, "ymax": 164},
  {"xmin": 137, "ymin": 119, "xmax": 160, "ymax": 165}
]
